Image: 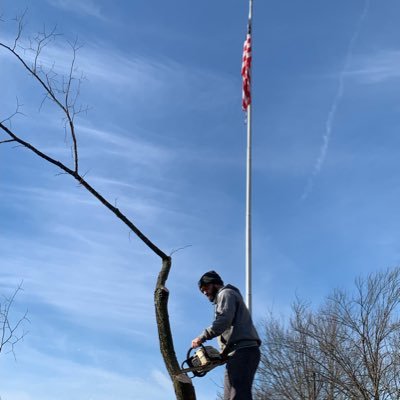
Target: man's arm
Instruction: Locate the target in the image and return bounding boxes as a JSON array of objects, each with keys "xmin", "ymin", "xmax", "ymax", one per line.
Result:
[{"xmin": 192, "ymin": 289, "xmax": 237, "ymax": 347}]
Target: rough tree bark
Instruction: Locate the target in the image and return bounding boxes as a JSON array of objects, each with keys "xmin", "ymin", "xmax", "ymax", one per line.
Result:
[
  {"xmin": 155, "ymin": 257, "xmax": 196, "ymax": 400},
  {"xmin": 0, "ymin": 16, "xmax": 196, "ymax": 400}
]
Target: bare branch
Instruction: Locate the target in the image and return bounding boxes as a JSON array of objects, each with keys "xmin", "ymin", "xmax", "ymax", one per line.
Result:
[
  {"xmin": 257, "ymin": 268, "xmax": 400, "ymax": 400},
  {"xmin": 0, "ymin": 139, "xmax": 16, "ymax": 144},
  {"xmin": 31, "ymin": 24, "xmax": 59, "ymax": 74},
  {"xmin": 0, "ymin": 282, "xmax": 29, "ymax": 359},
  {"xmin": 170, "ymin": 245, "xmax": 192, "ymax": 257},
  {"xmin": 0, "ymin": 23, "xmax": 80, "ymax": 172},
  {"xmin": 1, "ymin": 97, "xmax": 25, "ymax": 125},
  {"xmin": 0, "ymin": 121, "xmax": 168, "ymax": 260},
  {"xmin": 63, "ymin": 37, "xmax": 81, "ymax": 172},
  {"xmin": 11, "ymin": 8, "xmax": 28, "ymax": 51},
  {"xmin": 0, "ymin": 16, "xmax": 195, "ymax": 399}
]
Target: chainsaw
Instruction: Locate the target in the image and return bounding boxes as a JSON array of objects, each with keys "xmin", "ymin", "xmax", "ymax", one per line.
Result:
[{"xmin": 177, "ymin": 345, "xmax": 228, "ymax": 379}]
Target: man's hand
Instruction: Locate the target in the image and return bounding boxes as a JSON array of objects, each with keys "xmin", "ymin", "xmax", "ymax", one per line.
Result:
[{"xmin": 191, "ymin": 337, "xmax": 203, "ymax": 348}]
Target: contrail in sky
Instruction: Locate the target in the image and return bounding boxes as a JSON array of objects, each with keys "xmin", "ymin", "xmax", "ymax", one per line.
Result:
[{"xmin": 301, "ymin": 0, "xmax": 370, "ymax": 201}]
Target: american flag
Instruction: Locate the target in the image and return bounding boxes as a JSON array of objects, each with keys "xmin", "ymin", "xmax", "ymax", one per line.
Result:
[{"xmin": 241, "ymin": 31, "xmax": 252, "ymax": 111}]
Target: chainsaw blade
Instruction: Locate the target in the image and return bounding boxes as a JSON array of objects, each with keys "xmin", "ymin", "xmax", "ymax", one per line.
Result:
[{"xmin": 178, "ymin": 360, "xmax": 226, "ymax": 375}]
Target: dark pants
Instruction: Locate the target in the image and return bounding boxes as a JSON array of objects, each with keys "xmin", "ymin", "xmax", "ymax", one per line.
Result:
[{"xmin": 224, "ymin": 346, "xmax": 260, "ymax": 400}]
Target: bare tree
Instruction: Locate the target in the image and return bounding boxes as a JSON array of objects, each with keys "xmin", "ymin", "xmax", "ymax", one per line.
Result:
[
  {"xmin": 256, "ymin": 309, "xmax": 329, "ymax": 400},
  {"xmin": 0, "ymin": 14, "xmax": 195, "ymax": 400},
  {"xmin": 257, "ymin": 267, "xmax": 400, "ymax": 400},
  {"xmin": 0, "ymin": 283, "xmax": 29, "ymax": 359}
]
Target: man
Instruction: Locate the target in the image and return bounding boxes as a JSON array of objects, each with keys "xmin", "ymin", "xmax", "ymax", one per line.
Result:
[{"xmin": 191, "ymin": 270, "xmax": 261, "ymax": 400}]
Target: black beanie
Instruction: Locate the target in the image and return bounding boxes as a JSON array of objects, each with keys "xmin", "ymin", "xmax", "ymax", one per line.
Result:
[{"xmin": 198, "ymin": 270, "xmax": 224, "ymax": 289}]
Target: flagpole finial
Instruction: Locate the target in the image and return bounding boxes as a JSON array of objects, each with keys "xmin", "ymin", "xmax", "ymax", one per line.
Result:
[{"xmin": 248, "ymin": 0, "xmax": 254, "ymax": 22}]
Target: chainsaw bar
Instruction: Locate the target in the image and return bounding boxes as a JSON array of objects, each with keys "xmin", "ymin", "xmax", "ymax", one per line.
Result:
[{"xmin": 179, "ymin": 359, "xmax": 226, "ymax": 375}]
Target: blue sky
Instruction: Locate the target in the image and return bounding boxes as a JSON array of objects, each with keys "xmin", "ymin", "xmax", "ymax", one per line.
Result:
[{"xmin": 1, "ymin": 0, "xmax": 400, "ymax": 399}]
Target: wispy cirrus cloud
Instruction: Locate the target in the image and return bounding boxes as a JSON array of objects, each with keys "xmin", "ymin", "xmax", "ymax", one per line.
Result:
[
  {"xmin": 77, "ymin": 124, "xmax": 173, "ymax": 167},
  {"xmin": 0, "ymin": 237, "xmax": 154, "ymax": 328},
  {"xmin": 0, "ymin": 344, "xmax": 174, "ymax": 400},
  {"xmin": 301, "ymin": 0, "xmax": 370, "ymax": 200},
  {"xmin": 347, "ymin": 49, "xmax": 400, "ymax": 84},
  {"xmin": 0, "ymin": 31, "xmax": 236, "ymax": 115},
  {"xmin": 73, "ymin": 45, "xmax": 236, "ymax": 112},
  {"xmin": 46, "ymin": 0, "xmax": 107, "ymax": 21}
]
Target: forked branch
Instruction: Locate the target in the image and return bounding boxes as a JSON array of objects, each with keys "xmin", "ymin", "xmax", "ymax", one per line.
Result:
[
  {"xmin": 1, "ymin": 14, "xmax": 80, "ymax": 172},
  {"xmin": 0, "ymin": 15, "xmax": 196, "ymax": 399},
  {"xmin": 0, "ymin": 283, "xmax": 29, "ymax": 360}
]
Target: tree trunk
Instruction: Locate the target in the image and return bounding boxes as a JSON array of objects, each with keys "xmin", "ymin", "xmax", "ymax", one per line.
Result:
[
  {"xmin": 1, "ymin": 25, "xmax": 197, "ymax": 400},
  {"xmin": 155, "ymin": 257, "xmax": 196, "ymax": 400}
]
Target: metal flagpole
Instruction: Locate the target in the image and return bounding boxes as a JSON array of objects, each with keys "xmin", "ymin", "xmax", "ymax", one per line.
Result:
[
  {"xmin": 245, "ymin": 105, "xmax": 252, "ymax": 315},
  {"xmin": 245, "ymin": 0, "xmax": 253, "ymax": 315}
]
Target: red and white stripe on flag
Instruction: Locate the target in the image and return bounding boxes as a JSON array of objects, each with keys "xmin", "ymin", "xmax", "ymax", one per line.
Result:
[{"xmin": 241, "ymin": 33, "xmax": 252, "ymax": 111}]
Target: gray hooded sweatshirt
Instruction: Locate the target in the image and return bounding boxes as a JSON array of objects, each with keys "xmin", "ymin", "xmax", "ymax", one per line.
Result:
[{"xmin": 198, "ymin": 284, "xmax": 261, "ymax": 353}]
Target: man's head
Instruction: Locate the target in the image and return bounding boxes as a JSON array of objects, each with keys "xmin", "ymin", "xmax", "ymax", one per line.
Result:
[{"xmin": 198, "ymin": 271, "xmax": 224, "ymax": 302}]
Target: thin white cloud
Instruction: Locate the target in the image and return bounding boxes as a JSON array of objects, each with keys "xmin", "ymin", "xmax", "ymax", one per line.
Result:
[
  {"xmin": 151, "ymin": 369, "xmax": 175, "ymax": 393},
  {"xmin": 0, "ymin": 178, "xmax": 194, "ymax": 334},
  {"xmin": 88, "ymin": 175, "xmax": 174, "ymax": 197},
  {"xmin": 347, "ymin": 49, "xmax": 400, "ymax": 84},
  {"xmin": 75, "ymin": 45, "xmax": 236, "ymax": 111},
  {"xmin": 1, "ymin": 237, "xmax": 156, "ymax": 334},
  {"xmin": 46, "ymin": 0, "xmax": 107, "ymax": 21},
  {"xmin": 301, "ymin": 0, "xmax": 370, "ymax": 200},
  {"xmin": 0, "ymin": 346, "xmax": 174, "ymax": 400},
  {"xmin": 1, "ymin": 181, "xmax": 157, "ymax": 331},
  {"xmin": 77, "ymin": 124, "xmax": 173, "ymax": 166},
  {"xmin": 0, "ymin": 31, "xmax": 236, "ymax": 116}
]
